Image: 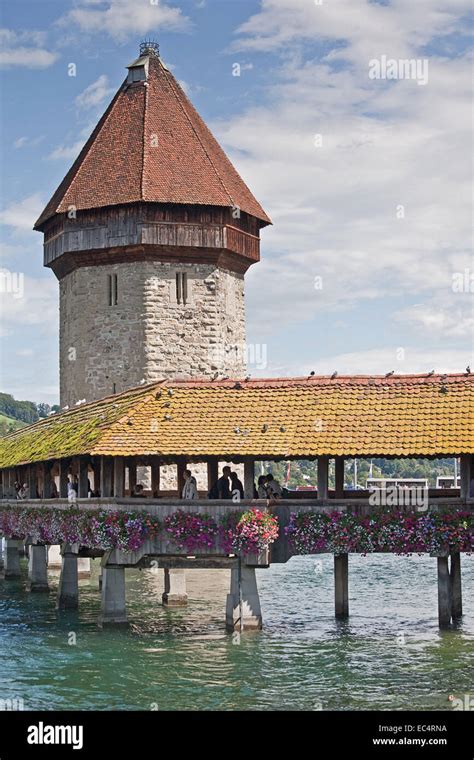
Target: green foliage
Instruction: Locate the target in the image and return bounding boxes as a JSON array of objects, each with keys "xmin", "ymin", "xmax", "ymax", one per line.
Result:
[
  {"xmin": 0, "ymin": 393, "xmax": 39, "ymax": 425},
  {"xmin": 256, "ymin": 458, "xmax": 459, "ymax": 489},
  {"xmin": 0, "ymin": 414, "xmax": 27, "ymax": 437}
]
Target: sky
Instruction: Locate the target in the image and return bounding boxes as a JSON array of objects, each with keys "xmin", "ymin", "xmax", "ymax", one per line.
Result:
[{"xmin": 0, "ymin": 0, "xmax": 472, "ymax": 405}]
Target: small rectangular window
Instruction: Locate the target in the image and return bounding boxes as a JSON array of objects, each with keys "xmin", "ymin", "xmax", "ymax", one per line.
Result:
[
  {"xmin": 131, "ymin": 67, "xmax": 145, "ymax": 82},
  {"xmin": 107, "ymin": 274, "xmax": 118, "ymax": 306},
  {"xmin": 175, "ymin": 272, "xmax": 188, "ymax": 305}
]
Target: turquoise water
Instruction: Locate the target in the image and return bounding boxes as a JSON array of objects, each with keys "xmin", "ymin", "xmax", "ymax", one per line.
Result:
[{"xmin": 0, "ymin": 554, "xmax": 472, "ymax": 711}]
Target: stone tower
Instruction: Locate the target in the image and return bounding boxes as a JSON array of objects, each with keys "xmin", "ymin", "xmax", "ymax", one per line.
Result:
[{"xmin": 35, "ymin": 42, "xmax": 270, "ymax": 408}]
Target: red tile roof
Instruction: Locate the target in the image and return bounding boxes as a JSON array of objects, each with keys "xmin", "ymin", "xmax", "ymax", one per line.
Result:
[
  {"xmin": 1, "ymin": 374, "xmax": 472, "ymax": 466},
  {"xmin": 35, "ymin": 54, "xmax": 271, "ymax": 230}
]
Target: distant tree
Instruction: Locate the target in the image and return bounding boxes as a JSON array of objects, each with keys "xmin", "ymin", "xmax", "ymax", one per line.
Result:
[
  {"xmin": 37, "ymin": 403, "xmax": 51, "ymax": 418},
  {"xmin": 50, "ymin": 405, "xmax": 60, "ymax": 415},
  {"xmin": 0, "ymin": 393, "xmax": 39, "ymax": 424}
]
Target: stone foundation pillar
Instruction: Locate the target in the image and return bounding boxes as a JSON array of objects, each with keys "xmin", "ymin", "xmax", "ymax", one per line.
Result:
[
  {"xmin": 27, "ymin": 544, "xmax": 49, "ymax": 592},
  {"xmin": 57, "ymin": 545, "xmax": 79, "ymax": 610},
  {"xmin": 334, "ymin": 553, "xmax": 349, "ymax": 618},
  {"xmin": 437, "ymin": 556, "xmax": 452, "ymax": 628},
  {"xmin": 98, "ymin": 567, "xmax": 128, "ymax": 626},
  {"xmin": 162, "ymin": 568, "xmax": 188, "ymax": 607},
  {"xmin": 226, "ymin": 565, "xmax": 262, "ymax": 632},
  {"xmin": 3, "ymin": 539, "xmax": 22, "ymax": 579},
  {"xmin": 450, "ymin": 552, "xmax": 462, "ymax": 620}
]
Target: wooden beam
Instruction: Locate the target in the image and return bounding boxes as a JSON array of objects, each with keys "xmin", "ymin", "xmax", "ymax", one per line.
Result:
[
  {"xmin": 207, "ymin": 458, "xmax": 218, "ymax": 494},
  {"xmin": 150, "ymin": 456, "xmax": 160, "ymax": 497},
  {"xmin": 92, "ymin": 457, "xmax": 101, "ymax": 494},
  {"xmin": 244, "ymin": 460, "xmax": 255, "ymax": 500},
  {"xmin": 176, "ymin": 457, "xmax": 187, "ymax": 497},
  {"xmin": 437, "ymin": 556, "xmax": 452, "ymax": 628},
  {"xmin": 460, "ymin": 454, "xmax": 471, "ymax": 499},
  {"xmin": 28, "ymin": 464, "xmax": 37, "ymax": 499},
  {"xmin": 101, "ymin": 457, "xmax": 113, "ymax": 498},
  {"xmin": 127, "ymin": 458, "xmax": 137, "ymax": 494},
  {"xmin": 78, "ymin": 457, "xmax": 89, "ymax": 498},
  {"xmin": 335, "ymin": 457, "xmax": 345, "ymax": 499},
  {"xmin": 317, "ymin": 456, "xmax": 329, "ymax": 501},
  {"xmin": 42, "ymin": 462, "xmax": 52, "ymax": 499},
  {"xmin": 113, "ymin": 457, "xmax": 125, "ymax": 498},
  {"xmin": 59, "ymin": 459, "xmax": 69, "ymax": 498},
  {"xmin": 334, "ymin": 554, "xmax": 349, "ymax": 617}
]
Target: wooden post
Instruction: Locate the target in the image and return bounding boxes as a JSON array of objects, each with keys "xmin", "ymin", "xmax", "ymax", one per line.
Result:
[
  {"xmin": 243, "ymin": 460, "xmax": 255, "ymax": 499},
  {"xmin": 92, "ymin": 457, "xmax": 101, "ymax": 494},
  {"xmin": 78, "ymin": 457, "xmax": 89, "ymax": 498},
  {"xmin": 128, "ymin": 458, "xmax": 137, "ymax": 495},
  {"xmin": 28, "ymin": 464, "xmax": 37, "ymax": 499},
  {"xmin": 113, "ymin": 457, "xmax": 125, "ymax": 498},
  {"xmin": 150, "ymin": 456, "xmax": 160, "ymax": 497},
  {"xmin": 101, "ymin": 457, "xmax": 113, "ymax": 497},
  {"xmin": 207, "ymin": 458, "xmax": 218, "ymax": 495},
  {"xmin": 42, "ymin": 462, "xmax": 52, "ymax": 499},
  {"xmin": 460, "ymin": 454, "xmax": 471, "ymax": 499},
  {"xmin": 162, "ymin": 568, "xmax": 188, "ymax": 607},
  {"xmin": 335, "ymin": 457, "xmax": 344, "ymax": 499},
  {"xmin": 59, "ymin": 459, "xmax": 70, "ymax": 498},
  {"xmin": 317, "ymin": 456, "xmax": 329, "ymax": 501},
  {"xmin": 334, "ymin": 553, "xmax": 349, "ymax": 617},
  {"xmin": 450, "ymin": 552, "xmax": 462, "ymax": 619},
  {"xmin": 437, "ymin": 556, "xmax": 452, "ymax": 628},
  {"xmin": 177, "ymin": 457, "xmax": 187, "ymax": 497}
]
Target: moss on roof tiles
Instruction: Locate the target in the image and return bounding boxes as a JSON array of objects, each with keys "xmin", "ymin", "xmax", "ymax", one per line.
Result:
[{"xmin": 0, "ymin": 375, "xmax": 473, "ymax": 467}]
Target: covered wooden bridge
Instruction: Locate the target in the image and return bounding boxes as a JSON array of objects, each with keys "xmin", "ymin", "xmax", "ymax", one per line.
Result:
[{"xmin": 0, "ymin": 373, "xmax": 472, "ymax": 631}]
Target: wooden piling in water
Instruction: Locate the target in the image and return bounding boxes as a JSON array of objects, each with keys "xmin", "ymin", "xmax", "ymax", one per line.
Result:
[
  {"xmin": 334, "ymin": 553, "xmax": 349, "ymax": 618},
  {"xmin": 450, "ymin": 552, "xmax": 462, "ymax": 620}
]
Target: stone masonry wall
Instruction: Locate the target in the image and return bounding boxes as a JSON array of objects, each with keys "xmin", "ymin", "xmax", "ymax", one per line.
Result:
[{"xmin": 59, "ymin": 261, "xmax": 246, "ymax": 407}]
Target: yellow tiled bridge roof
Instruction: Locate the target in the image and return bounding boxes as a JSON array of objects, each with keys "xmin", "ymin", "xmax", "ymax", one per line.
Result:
[{"xmin": 0, "ymin": 374, "xmax": 473, "ymax": 467}]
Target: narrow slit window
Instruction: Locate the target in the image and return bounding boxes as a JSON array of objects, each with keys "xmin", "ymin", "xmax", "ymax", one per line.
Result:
[
  {"xmin": 175, "ymin": 272, "xmax": 188, "ymax": 305},
  {"xmin": 108, "ymin": 274, "xmax": 118, "ymax": 306},
  {"xmin": 182, "ymin": 272, "xmax": 188, "ymax": 304},
  {"xmin": 176, "ymin": 272, "xmax": 182, "ymax": 304}
]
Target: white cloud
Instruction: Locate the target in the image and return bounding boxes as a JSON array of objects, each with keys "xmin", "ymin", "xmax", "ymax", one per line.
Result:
[
  {"xmin": 257, "ymin": 347, "xmax": 473, "ymax": 378},
  {"xmin": 235, "ymin": 0, "xmax": 471, "ymax": 65},
  {"xmin": 48, "ymin": 141, "xmax": 85, "ymax": 160},
  {"xmin": 397, "ymin": 297, "xmax": 474, "ymax": 338},
  {"xmin": 48, "ymin": 122, "xmax": 95, "ymax": 161},
  {"xmin": 0, "ymin": 28, "xmax": 58, "ymax": 69},
  {"xmin": 0, "ymin": 275, "xmax": 57, "ymax": 334},
  {"xmin": 14, "ymin": 135, "xmax": 44, "ymax": 149},
  {"xmin": 16, "ymin": 348, "xmax": 34, "ymax": 357},
  {"xmin": 60, "ymin": 0, "xmax": 192, "ymax": 41},
  {"xmin": 212, "ymin": 10, "xmax": 472, "ymax": 340},
  {"xmin": 75, "ymin": 74, "xmax": 114, "ymax": 110},
  {"xmin": 0, "ymin": 194, "xmax": 44, "ymax": 232}
]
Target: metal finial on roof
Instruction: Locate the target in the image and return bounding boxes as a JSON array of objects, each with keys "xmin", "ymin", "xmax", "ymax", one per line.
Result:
[{"xmin": 140, "ymin": 40, "xmax": 160, "ymax": 57}]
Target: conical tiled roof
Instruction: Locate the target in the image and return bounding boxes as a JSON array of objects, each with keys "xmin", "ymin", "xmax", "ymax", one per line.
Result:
[{"xmin": 35, "ymin": 51, "xmax": 271, "ymax": 230}]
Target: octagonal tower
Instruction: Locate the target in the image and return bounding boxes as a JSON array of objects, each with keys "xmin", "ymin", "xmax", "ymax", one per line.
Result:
[{"xmin": 35, "ymin": 42, "xmax": 271, "ymax": 407}]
